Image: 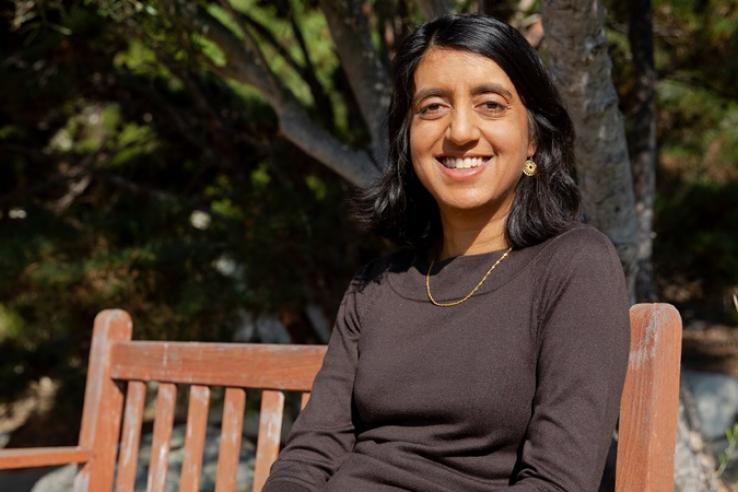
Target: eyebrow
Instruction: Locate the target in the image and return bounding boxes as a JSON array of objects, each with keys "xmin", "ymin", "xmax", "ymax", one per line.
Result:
[{"xmin": 412, "ymin": 83, "xmax": 514, "ymax": 106}]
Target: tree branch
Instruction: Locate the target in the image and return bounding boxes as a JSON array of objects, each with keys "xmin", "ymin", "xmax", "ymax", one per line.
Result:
[
  {"xmin": 219, "ymin": 1, "xmax": 304, "ymax": 75},
  {"xmin": 218, "ymin": 1, "xmax": 336, "ymax": 131},
  {"xmin": 317, "ymin": 0, "xmax": 390, "ymax": 165},
  {"xmin": 197, "ymin": 7, "xmax": 380, "ymax": 186},
  {"xmin": 287, "ymin": 6, "xmax": 336, "ymax": 130}
]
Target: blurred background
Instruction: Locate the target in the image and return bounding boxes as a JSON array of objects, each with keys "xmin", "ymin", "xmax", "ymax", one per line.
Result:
[{"xmin": 1, "ymin": 0, "xmax": 737, "ymax": 490}]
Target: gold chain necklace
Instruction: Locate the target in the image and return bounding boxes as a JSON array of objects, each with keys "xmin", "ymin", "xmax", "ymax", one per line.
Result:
[{"xmin": 425, "ymin": 247, "xmax": 513, "ymax": 307}]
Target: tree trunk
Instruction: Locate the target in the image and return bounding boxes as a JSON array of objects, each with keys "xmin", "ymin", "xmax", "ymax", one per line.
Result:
[
  {"xmin": 539, "ymin": 0, "xmax": 639, "ymax": 297},
  {"xmin": 627, "ymin": 0, "xmax": 658, "ymax": 302},
  {"xmin": 540, "ymin": 3, "xmax": 723, "ymax": 490}
]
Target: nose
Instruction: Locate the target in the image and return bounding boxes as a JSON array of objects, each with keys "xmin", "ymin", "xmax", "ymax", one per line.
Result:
[{"xmin": 446, "ymin": 106, "xmax": 480, "ymax": 146}]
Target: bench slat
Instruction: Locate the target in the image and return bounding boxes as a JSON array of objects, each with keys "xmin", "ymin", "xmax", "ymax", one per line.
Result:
[
  {"xmin": 180, "ymin": 385, "xmax": 210, "ymax": 492},
  {"xmin": 146, "ymin": 383, "xmax": 176, "ymax": 492},
  {"xmin": 253, "ymin": 390, "xmax": 285, "ymax": 492},
  {"xmin": 0, "ymin": 446, "xmax": 90, "ymax": 469},
  {"xmin": 615, "ymin": 304, "xmax": 682, "ymax": 491},
  {"xmin": 110, "ymin": 342, "xmax": 325, "ymax": 391},
  {"xmin": 215, "ymin": 387, "xmax": 246, "ymax": 492},
  {"xmin": 115, "ymin": 381, "xmax": 147, "ymax": 492}
]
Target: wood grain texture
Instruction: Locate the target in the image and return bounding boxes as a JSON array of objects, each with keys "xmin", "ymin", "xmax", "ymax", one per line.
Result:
[
  {"xmin": 616, "ymin": 303, "xmax": 682, "ymax": 492},
  {"xmin": 146, "ymin": 383, "xmax": 177, "ymax": 492},
  {"xmin": 115, "ymin": 381, "xmax": 147, "ymax": 492},
  {"xmin": 0, "ymin": 447, "xmax": 90, "ymax": 469},
  {"xmin": 215, "ymin": 388, "xmax": 246, "ymax": 492},
  {"xmin": 74, "ymin": 309, "xmax": 132, "ymax": 492},
  {"xmin": 180, "ymin": 385, "xmax": 210, "ymax": 492},
  {"xmin": 110, "ymin": 342, "xmax": 325, "ymax": 391},
  {"xmin": 253, "ymin": 390, "xmax": 285, "ymax": 492}
]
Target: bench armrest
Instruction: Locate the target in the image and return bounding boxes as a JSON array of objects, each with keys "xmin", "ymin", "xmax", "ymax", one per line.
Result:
[{"xmin": 0, "ymin": 446, "xmax": 91, "ymax": 469}]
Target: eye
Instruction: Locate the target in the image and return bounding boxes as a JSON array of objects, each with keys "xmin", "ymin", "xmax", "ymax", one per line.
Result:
[
  {"xmin": 421, "ymin": 103, "xmax": 442, "ymax": 113},
  {"xmin": 478, "ymin": 100, "xmax": 510, "ymax": 117},
  {"xmin": 417, "ymin": 101, "xmax": 447, "ymax": 118}
]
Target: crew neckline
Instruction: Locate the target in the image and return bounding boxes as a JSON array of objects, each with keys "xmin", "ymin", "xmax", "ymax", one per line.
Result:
[
  {"xmin": 387, "ymin": 245, "xmax": 529, "ymax": 302},
  {"xmin": 425, "ymin": 246, "xmax": 512, "ymax": 268},
  {"xmin": 383, "ymin": 223, "xmax": 589, "ymax": 302}
]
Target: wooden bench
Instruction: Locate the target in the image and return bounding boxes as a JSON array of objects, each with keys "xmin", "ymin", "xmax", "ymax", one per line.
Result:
[{"xmin": 0, "ymin": 303, "xmax": 682, "ymax": 491}]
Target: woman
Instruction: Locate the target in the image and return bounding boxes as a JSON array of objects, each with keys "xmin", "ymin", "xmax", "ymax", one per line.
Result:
[{"xmin": 263, "ymin": 14, "xmax": 629, "ymax": 492}]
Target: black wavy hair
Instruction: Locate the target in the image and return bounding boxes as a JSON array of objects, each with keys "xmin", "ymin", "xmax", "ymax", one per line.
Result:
[{"xmin": 354, "ymin": 13, "xmax": 580, "ymax": 251}]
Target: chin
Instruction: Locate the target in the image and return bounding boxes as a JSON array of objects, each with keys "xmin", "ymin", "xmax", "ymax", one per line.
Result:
[
  {"xmin": 435, "ymin": 188, "xmax": 514, "ymax": 214},
  {"xmin": 439, "ymin": 197, "xmax": 499, "ymax": 213}
]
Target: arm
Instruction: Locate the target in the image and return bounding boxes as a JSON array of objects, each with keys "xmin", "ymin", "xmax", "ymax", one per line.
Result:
[
  {"xmin": 262, "ymin": 282, "xmax": 363, "ymax": 492},
  {"xmin": 507, "ymin": 233, "xmax": 630, "ymax": 491}
]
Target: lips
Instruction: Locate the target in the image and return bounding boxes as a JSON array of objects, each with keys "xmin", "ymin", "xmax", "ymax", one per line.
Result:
[{"xmin": 436, "ymin": 155, "xmax": 492, "ymax": 169}]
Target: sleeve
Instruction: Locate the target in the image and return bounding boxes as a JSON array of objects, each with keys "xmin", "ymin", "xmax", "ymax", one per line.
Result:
[
  {"xmin": 506, "ymin": 233, "xmax": 631, "ymax": 491},
  {"xmin": 262, "ymin": 281, "xmax": 363, "ymax": 492}
]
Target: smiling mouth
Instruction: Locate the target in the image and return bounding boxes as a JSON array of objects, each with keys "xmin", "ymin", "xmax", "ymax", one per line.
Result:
[{"xmin": 436, "ymin": 156, "xmax": 492, "ymax": 169}]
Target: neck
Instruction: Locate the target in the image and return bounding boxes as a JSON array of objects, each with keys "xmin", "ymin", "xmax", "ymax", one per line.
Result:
[{"xmin": 437, "ymin": 205, "xmax": 511, "ymax": 260}]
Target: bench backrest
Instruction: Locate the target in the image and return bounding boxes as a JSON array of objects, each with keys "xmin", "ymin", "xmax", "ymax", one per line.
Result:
[
  {"xmin": 77, "ymin": 310, "xmax": 327, "ymax": 492},
  {"xmin": 0, "ymin": 303, "xmax": 682, "ymax": 491}
]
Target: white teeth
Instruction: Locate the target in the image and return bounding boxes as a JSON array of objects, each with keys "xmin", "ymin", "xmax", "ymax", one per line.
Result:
[{"xmin": 440, "ymin": 157, "xmax": 488, "ymax": 169}]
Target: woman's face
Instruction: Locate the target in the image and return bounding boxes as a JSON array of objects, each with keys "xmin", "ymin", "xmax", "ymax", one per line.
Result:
[{"xmin": 409, "ymin": 47, "xmax": 535, "ymax": 217}]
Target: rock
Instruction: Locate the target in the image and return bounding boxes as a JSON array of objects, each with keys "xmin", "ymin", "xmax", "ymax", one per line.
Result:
[
  {"xmin": 683, "ymin": 370, "xmax": 738, "ymax": 441},
  {"xmin": 674, "ymin": 400, "xmax": 722, "ymax": 492},
  {"xmin": 234, "ymin": 312, "xmax": 291, "ymax": 344},
  {"xmin": 30, "ymin": 464, "xmax": 76, "ymax": 492}
]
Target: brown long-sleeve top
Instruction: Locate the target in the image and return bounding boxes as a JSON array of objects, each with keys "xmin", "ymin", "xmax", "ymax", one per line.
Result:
[{"xmin": 263, "ymin": 224, "xmax": 630, "ymax": 491}]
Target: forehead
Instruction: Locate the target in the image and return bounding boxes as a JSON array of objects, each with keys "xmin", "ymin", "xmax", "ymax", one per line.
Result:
[{"xmin": 413, "ymin": 47, "xmax": 517, "ymax": 97}]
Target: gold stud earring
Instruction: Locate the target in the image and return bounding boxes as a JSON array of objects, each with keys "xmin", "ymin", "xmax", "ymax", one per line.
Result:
[{"xmin": 523, "ymin": 159, "xmax": 538, "ymax": 176}]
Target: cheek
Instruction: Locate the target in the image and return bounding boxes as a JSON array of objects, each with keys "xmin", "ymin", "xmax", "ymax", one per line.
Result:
[
  {"xmin": 408, "ymin": 139, "xmax": 436, "ymax": 197},
  {"xmin": 410, "ymin": 118, "xmax": 444, "ymax": 152},
  {"xmin": 409, "ymin": 123, "xmax": 419, "ymax": 156},
  {"xmin": 409, "ymin": 122, "xmax": 437, "ymax": 174},
  {"xmin": 484, "ymin": 123, "xmax": 529, "ymax": 154}
]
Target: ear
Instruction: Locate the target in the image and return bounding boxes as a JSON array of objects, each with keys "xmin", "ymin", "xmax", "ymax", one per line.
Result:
[{"xmin": 526, "ymin": 139, "xmax": 537, "ymax": 159}]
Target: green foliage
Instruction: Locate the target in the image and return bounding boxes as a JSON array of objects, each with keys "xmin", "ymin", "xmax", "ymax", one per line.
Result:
[
  {"xmin": 0, "ymin": 305, "xmax": 24, "ymax": 343},
  {"xmin": 0, "ymin": 1, "xmax": 381, "ymax": 422},
  {"xmin": 654, "ymin": 180, "xmax": 738, "ymax": 310},
  {"xmin": 605, "ymin": 0, "xmax": 738, "ymax": 318},
  {"xmin": 651, "ymin": 2, "xmax": 738, "ymax": 318},
  {"xmin": 718, "ymin": 422, "xmax": 738, "ymax": 478}
]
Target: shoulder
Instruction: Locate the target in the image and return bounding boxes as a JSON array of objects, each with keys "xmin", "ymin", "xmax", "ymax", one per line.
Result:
[
  {"xmin": 533, "ymin": 224, "xmax": 629, "ymax": 332},
  {"xmin": 545, "ymin": 222, "xmax": 616, "ymax": 253},
  {"xmin": 530, "ymin": 223, "xmax": 626, "ymax": 303},
  {"xmin": 337, "ymin": 249, "xmax": 415, "ymax": 325},
  {"xmin": 536, "ymin": 222, "xmax": 620, "ymax": 270},
  {"xmin": 348, "ymin": 248, "xmax": 416, "ymax": 294}
]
